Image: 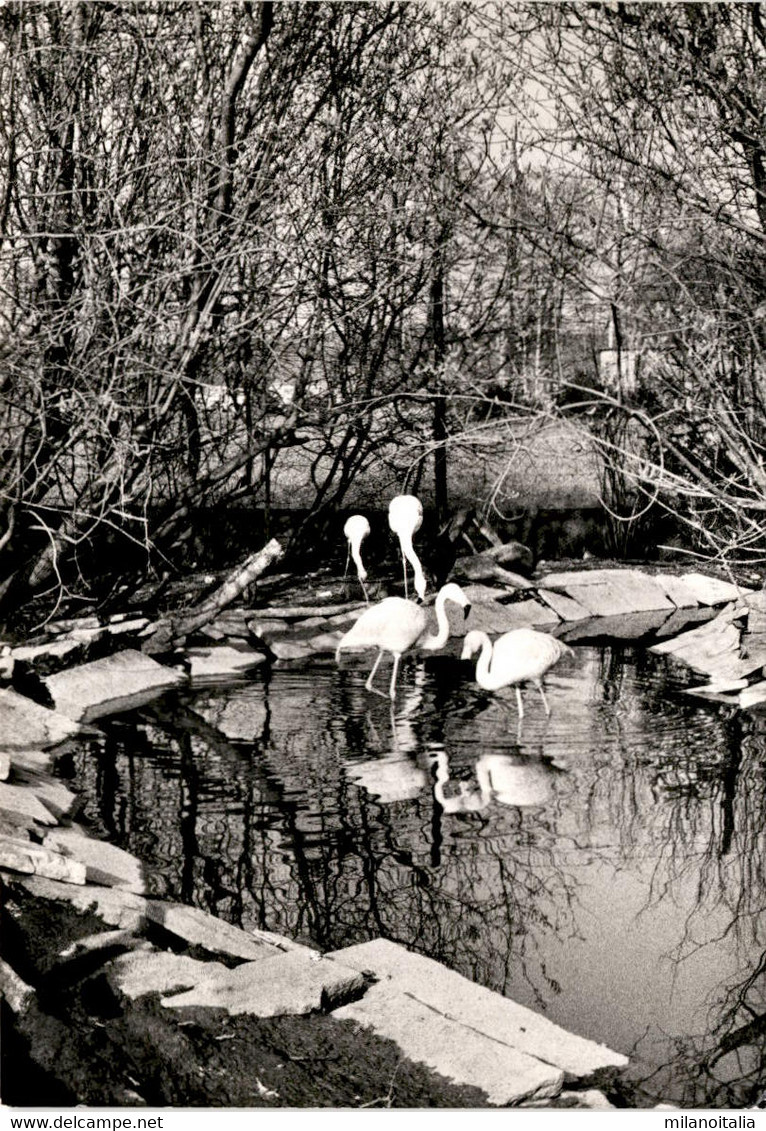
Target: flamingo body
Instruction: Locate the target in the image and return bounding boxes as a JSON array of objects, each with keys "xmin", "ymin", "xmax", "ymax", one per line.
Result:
[
  {"xmin": 388, "ymin": 494, "xmax": 426, "ymax": 600},
  {"xmin": 336, "ymin": 581, "xmax": 470, "ymax": 700},
  {"xmin": 343, "ymin": 514, "xmax": 371, "ymax": 602},
  {"xmin": 461, "ymin": 628, "xmax": 571, "ymax": 717}
]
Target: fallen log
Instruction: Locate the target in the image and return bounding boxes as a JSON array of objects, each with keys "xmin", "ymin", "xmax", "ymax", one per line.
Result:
[{"xmin": 142, "ymin": 538, "xmax": 284, "ymax": 653}]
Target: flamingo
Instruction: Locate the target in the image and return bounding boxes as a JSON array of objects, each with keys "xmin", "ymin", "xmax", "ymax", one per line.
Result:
[
  {"xmin": 461, "ymin": 628, "xmax": 571, "ymax": 718},
  {"xmin": 335, "ymin": 581, "xmax": 470, "ymax": 701},
  {"xmin": 343, "ymin": 514, "xmax": 371, "ymax": 603},
  {"xmin": 388, "ymin": 494, "xmax": 426, "ymax": 600}
]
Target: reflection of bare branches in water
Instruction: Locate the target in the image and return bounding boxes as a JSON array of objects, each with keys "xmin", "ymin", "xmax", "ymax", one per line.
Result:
[
  {"xmin": 70, "ymin": 644, "xmax": 766, "ymax": 1108},
  {"xmin": 639, "ymin": 716, "xmax": 766, "ymax": 963},
  {"xmin": 633, "ymin": 959, "xmax": 766, "ymax": 1109},
  {"xmin": 581, "ymin": 655, "xmax": 766, "ymax": 1107}
]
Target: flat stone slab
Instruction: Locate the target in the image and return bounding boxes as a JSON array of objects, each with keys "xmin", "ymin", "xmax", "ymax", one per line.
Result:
[
  {"xmin": 537, "ymin": 588, "xmax": 592, "ymax": 622},
  {"xmin": 48, "ymin": 615, "xmax": 101, "ymax": 635},
  {"xmin": 269, "ymin": 632, "xmax": 343, "ymax": 660},
  {"xmin": 9, "ymin": 874, "xmax": 319, "ymax": 959},
  {"xmin": 144, "ymin": 900, "xmax": 286, "ymax": 963},
  {"xmin": 185, "ymin": 645, "xmax": 266, "ymax": 684},
  {"xmin": 8, "ymin": 748, "xmax": 55, "ymax": 773},
  {"xmin": 449, "ymin": 598, "xmax": 558, "ymax": 637},
  {"xmin": 45, "ymin": 649, "xmax": 186, "ymax": 721},
  {"xmin": 652, "ymin": 607, "xmax": 717, "ymax": 639},
  {"xmin": 524, "ymin": 1088, "xmax": 616, "ymax": 1110},
  {"xmin": 108, "ymin": 951, "xmax": 226, "ymax": 1001},
  {"xmin": 668, "ymin": 572, "xmax": 751, "ymax": 607},
  {"xmin": 43, "ymin": 827, "xmax": 145, "ymax": 893},
  {"xmin": 161, "ymin": 950, "xmax": 365, "ymax": 1016},
  {"xmin": 459, "ymin": 583, "xmax": 519, "ymax": 603},
  {"xmin": 651, "ymin": 575, "xmax": 701, "ymax": 609},
  {"xmin": 267, "ymin": 638, "xmax": 324, "ymax": 661},
  {"xmin": 0, "ymin": 782, "xmax": 60, "ymax": 826},
  {"xmin": 696, "ymin": 643, "xmax": 766, "ymax": 683},
  {"xmin": 8, "ymin": 764, "xmax": 81, "ymax": 821},
  {"xmin": 26, "ymin": 778, "xmax": 80, "ymax": 822},
  {"xmin": 650, "ymin": 604, "xmax": 744, "ymax": 674},
  {"xmin": 300, "ymin": 630, "xmax": 346, "ymax": 655},
  {"xmin": 0, "ymin": 818, "xmax": 29, "ymax": 840},
  {"xmin": 333, "ymin": 980, "xmax": 563, "ymax": 1105},
  {"xmin": 539, "ymin": 568, "xmax": 745, "ymax": 611},
  {"xmin": 739, "ymin": 682, "xmax": 766, "ymax": 709},
  {"xmin": 537, "ymin": 569, "xmax": 674, "ymax": 617},
  {"xmin": 0, "ymin": 689, "xmax": 85, "ymax": 750},
  {"xmin": 208, "ymin": 608, "xmax": 253, "ymax": 629},
  {"xmin": 102, "ymin": 617, "xmax": 150, "ymax": 638},
  {"xmin": 11, "ymin": 638, "xmax": 86, "ymax": 665},
  {"xmin": 12, "ymin": 874, "xmax": 147, "ymax": 930},
  {"xmin": 330, "ymin": 938, "xmax": 628, "ymax": 1078},
  {"xmin": 0, "ymin": 835, "xmax": 87, "ymax": 884}
]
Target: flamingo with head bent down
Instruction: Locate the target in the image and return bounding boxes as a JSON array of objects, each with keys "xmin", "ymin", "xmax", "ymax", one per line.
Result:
[
  {"xmin": 388, "ymin": 494, "xmax": 426, "ymax": 600},
  {"xmin": 335, "ymin": 581, "xmax": 471, "ymax": 701},
  {"xmin": 343, "ymin": 514, "xmax": 371, "ymax": 603},
  {"xmin": 461, "ymin": 627, "xmax": 571, "ymax": 718}
]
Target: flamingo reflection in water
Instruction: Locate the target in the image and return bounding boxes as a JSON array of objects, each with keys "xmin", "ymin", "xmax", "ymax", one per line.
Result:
[
  {"xmin": 431, "ymin": 748, "xmax": 556, "ymax": 814},
  {"xmin": 344, "ymin": 667, "xmax": 428, "ymax": 803}
]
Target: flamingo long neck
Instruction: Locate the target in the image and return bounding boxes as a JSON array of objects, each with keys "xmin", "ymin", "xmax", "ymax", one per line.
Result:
[
  {"xmin": 399, "ymin": 532, "xmax": 426, "ymax": 599},
  {"xmin": 421, "ymin": 588, "xmax": 452, "ymax": 651},
  {"xmin": 351, "ymin": 541, "xmax": 367, "ymax": 581},
  {"xmin": 473, "ymin": 635, "xmax": 500, "ymax": 689}
]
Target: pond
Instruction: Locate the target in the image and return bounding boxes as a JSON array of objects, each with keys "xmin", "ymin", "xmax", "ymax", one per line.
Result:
[{"xmin": 67, "ymin": 642, "xmax": 766, "ymax": 1109}]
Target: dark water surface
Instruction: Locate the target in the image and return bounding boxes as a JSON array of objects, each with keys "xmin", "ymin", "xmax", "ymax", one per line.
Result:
[{"xmin": 70, "ymin": 644, "xmax": 766, "ymax": 1108}]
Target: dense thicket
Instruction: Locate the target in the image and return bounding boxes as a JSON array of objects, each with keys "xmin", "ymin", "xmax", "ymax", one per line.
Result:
[{"xmin": 2, "ymin": 1, "xmax": 766, "ymax": 617}]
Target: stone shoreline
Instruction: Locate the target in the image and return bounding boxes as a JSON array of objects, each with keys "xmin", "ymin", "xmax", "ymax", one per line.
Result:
[{"xmin": 1, "ymin": 559, "xmax": 756, "ymax": 1108}]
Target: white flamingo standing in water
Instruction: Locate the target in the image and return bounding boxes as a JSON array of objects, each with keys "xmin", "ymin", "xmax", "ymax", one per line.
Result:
[
  {"xmin": 335, "ymin": 581, "xmax": 470, "ymax": 701},
  {"xmin": 461, "ymin": 628, "xmax": 571, "ymax": 718},
  {"xmin": 388, "ymin": 494, "xmax": 426, "ymax": 600},
  {"xmin": 343, "ymin": 514, "xmax": 371, "ymax": 603}
]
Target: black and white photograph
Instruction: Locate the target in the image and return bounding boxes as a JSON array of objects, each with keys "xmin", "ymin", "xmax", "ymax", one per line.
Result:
[{"xmin": 1, "ymin": 0, "xmax": 765, "ymax": 1119}]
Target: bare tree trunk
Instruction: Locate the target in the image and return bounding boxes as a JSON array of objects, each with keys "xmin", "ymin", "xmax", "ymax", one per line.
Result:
[
  {"xmin": 142, "ymin": 537, "xmax": 283, "ymax": 653},
  {"xmin": 430, "ymin": 248, "xmax": 449, "ymax": 526}
]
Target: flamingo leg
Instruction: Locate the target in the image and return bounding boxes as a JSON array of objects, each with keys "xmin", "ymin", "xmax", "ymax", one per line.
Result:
[
  {"xmin": 343, "ymin": 545, "xmax": 351, "ymax": 583},
  {"xmin": 365, "ymin": 651, "xmax": 385, "ymax": 695},
  {"xmin": 402, "ymin": 555, "xmax": 409, "ymax": 599},
  {"xmin": 515, "ymin": 685, "xmax": 525, "ymax": 719},
  {"xmin": 360, "ymin": 575, "xmax": 370, "ymax": 605},
  {"xmin": 536, "ymin": 680, "xmax": 551, "ymax": 716},
  {"xmin": 388, "ymin": 653, "xmax": 402, "ymax": 701}
]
